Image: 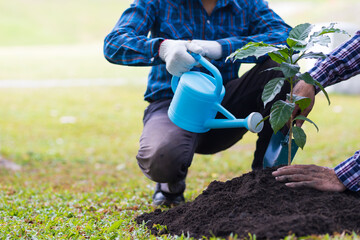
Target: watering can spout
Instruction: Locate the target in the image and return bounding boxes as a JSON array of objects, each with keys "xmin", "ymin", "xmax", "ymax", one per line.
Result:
[{"xmin": 204, "ymin": 112, "xmax": 264, "ymax": 133}]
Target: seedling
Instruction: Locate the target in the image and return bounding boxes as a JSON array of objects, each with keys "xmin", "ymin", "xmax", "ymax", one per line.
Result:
[{"xmin": 227, "ymin": 23, "xmax": 348, "ymax": 165}]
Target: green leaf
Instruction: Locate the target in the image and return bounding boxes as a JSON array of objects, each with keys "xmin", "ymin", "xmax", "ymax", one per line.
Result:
[
  {"xmin": 309, "ymin": 23, "xmax": 350, "ymax": 47},
  {"xmin": 289, "ymin": 23, "xmax": 313, "ymax": 40},
  {"xmin": 299, "ymin": 52, "xmax": 327, "ymax": 60},
  {"xmin": 293, "ymin": 126, "xmax": 306, "ymax": 149},
  {"xmin": 287, "ymin": 38, "xmax": 308, "ymax": 49},
  {"xmin": 286, "ymin": 38, "xmax": 297, "ymax": 49},
  {"xmin": 279, "ymin": 62, "xmax": 300, "ymax": 78},
  {"xmin": 265, "ymin": 66, "xmax": 282, "ymax": 72},
  {"xmin": 268, "ymin": 52, "xmax": 287, "ymax": 64},
  {"xmin": 312, "ymin": 22, "xmax": 350, "ymax": 37},
  {"xmin": 298, "ymin": 72, "xmax": 330, "ymax": 105},
  {"xmin": 227, "ymin": 42, "xmax": 281, "ymax": 62},
  {"xmin": 288, "ymin": 94, "xmax": 311, "ymax": 111},
  {"xmin": 309, "ymin": 34, "xmax": 331, "ymax": 47},
  {"xmin": 278, "ymin": 48, "xmax": 290, "ymax": 59},
  {"xmin": 292, "ymin": 44, "xmax": 309, "ymax": 52},
  {"xmin": 262, "ymin": 77, "xmax": 286, "ymax": 107},
  {"xmin": 269, "ymin": 100, "xmax": 295, "ymax": 134},
  {"xmin": 287, "ymin": 23, "xmax": 314, "ymax": 47},
  {"xmin": 293, "ymin": 115, "xmax": 319, "ymax": 132}
]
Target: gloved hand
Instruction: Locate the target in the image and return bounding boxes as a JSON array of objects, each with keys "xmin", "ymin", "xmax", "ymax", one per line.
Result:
[
  {"xmin": 159, "ymin": 39, "xmax": 202, "ymax": 77},
  {"xmin": 187, "ymin": 40, "xmax": 222, "ymax": 60}
]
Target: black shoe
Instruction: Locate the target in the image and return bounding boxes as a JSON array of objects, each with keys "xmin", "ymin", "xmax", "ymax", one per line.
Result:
[{"xmin": 152, "ymin": 183, "xmax": 185, "ymax": 207}]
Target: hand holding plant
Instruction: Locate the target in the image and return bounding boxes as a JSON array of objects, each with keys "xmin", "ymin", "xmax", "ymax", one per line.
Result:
[{"xmin": 291, "ymin": 80, "xmax": 316, "ymax": 128}]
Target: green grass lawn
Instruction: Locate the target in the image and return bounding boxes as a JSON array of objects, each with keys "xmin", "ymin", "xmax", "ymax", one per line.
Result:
[
  {"xmin": 0, "ymin": 86, "xmax": 359, "ymax": 239},
  {"xmin": 0, "ymin": 0, "xmax": 360, "ymax": 238}
]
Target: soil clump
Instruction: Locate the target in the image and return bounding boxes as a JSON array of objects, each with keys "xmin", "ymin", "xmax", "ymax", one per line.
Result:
[{"xmin": 136, "ymin": 167, "xmax": 360, "ymax": 239}]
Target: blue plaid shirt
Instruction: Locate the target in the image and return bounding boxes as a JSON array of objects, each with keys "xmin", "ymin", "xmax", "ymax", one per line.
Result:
[
  {"xmin": 309, "ymin": 31, "xmax": 360, "ymax": 191},
  {"xmin": 335, "ymin": 151, "xmax": 360, "ymax": 192},
  {"xmin": 310, "ymin": 31, "xmax": 360, "ymax": 92},
  {"xmin": 104, "ymin": 0, "xmax": 291, "ymax": 102}
]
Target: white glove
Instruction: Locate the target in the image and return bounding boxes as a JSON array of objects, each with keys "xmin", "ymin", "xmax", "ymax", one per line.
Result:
[
  {"xmin": 159, "ymin": 39, "xmax": 202, "ymax": 77},
  {"xmin": 186, "ymin": 40, "xmax": 222, "ymax": 60}
]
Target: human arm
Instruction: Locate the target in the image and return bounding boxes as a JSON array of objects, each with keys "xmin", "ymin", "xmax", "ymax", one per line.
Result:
[
  {"xmin": 103, "ymin": 1, "xmax": 163, "ymax": 66},
  {"xmin": 291, "ymin": 31, "xmax": 360, "ymax": 127},
  {"xmin": 103, "ymin": 1, "xmax": 203, "ymax": 76},
  {"xmin": 309, "ymin": 31, "xmax": 360, "ymax": 92}
]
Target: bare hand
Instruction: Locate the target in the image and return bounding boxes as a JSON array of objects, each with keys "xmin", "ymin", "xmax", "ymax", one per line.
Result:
[
  {"xmin": 272, "ymin": 164, "xmax": 346, "ymax": 192},
  {"xmin": 292, "ymin": 80, "xmax": 316, "ymax": 127}
]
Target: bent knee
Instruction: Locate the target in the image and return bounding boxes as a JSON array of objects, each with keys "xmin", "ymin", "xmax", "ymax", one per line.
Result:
[{"xmin": 136, "ymin": 143, "xmax": 191, "ymax": 183}]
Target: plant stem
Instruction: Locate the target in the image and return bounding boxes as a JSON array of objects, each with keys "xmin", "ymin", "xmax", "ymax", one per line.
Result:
[
  {"xmin": 288, "ymin": 76, "xmax": 294, "ymax": 165},
  {"xmin": 286, "ymin": 48, "xmax": 297, "ymax": 165},
  {"xmin": 288, "ymin": 116, "xmax": 293, "ymax": 165}
]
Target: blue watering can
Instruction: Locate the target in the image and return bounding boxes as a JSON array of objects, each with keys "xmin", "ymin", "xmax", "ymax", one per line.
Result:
[{"xmin": 168, "ymin": 53, "xmax": 264, "ymax": 134}]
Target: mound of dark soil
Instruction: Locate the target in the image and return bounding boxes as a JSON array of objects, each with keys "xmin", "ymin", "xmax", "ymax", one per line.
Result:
[{"xmin": 136, "ymin": 167, "xmax": 360, "ymax": 239}]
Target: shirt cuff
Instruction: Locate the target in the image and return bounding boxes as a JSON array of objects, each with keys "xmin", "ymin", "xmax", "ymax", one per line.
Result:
[
  {"xmin": 216, "ymin": 39, "xmax": 233, "ymax": 58},
  {"xmin": 309, "ymin": 70, "xmax": 321, "ymax": 94},
  {"xmin": 334, "ymin": 151, "xmax": 360, "ymax": 191},
  {"xmin": 150, "ymin": 37, "xmax": 165, "ymax": 64}
]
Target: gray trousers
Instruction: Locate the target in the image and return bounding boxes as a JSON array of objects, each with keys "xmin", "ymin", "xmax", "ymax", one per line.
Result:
[{"xmin": 136, "ymin": 59, "xmax": 290, "ymax": 189}]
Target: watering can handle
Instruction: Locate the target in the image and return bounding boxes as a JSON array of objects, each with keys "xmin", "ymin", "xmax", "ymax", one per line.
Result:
[
  {"xmin": 171, "ymin": 53, "xmax": 223, "ymax": 96},
  {"xmin": 171, "ymin": 76, "xmax": 180, "ymax": 93}
]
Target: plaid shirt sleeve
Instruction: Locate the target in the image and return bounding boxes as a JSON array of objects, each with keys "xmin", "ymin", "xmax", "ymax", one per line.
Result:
[
  {"xmin": 308, "ymin": 31, "xmax": 360, "ymax": 191},
  {"xmin": 103, "ymin": 1, "xmax": 163, "ymax": 66},
  {"xmin": 309, "ymin": 31, "xmax": 360, "ymax": 92},
  {"xmin": 334, "ymin": 151, "xmax": 360, "ymax": 191}
]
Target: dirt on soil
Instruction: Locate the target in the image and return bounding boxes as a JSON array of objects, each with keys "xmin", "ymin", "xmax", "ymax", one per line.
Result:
[{"xmin": 136, "ymin": 167, "xmax": 360, "ymax": 239}]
